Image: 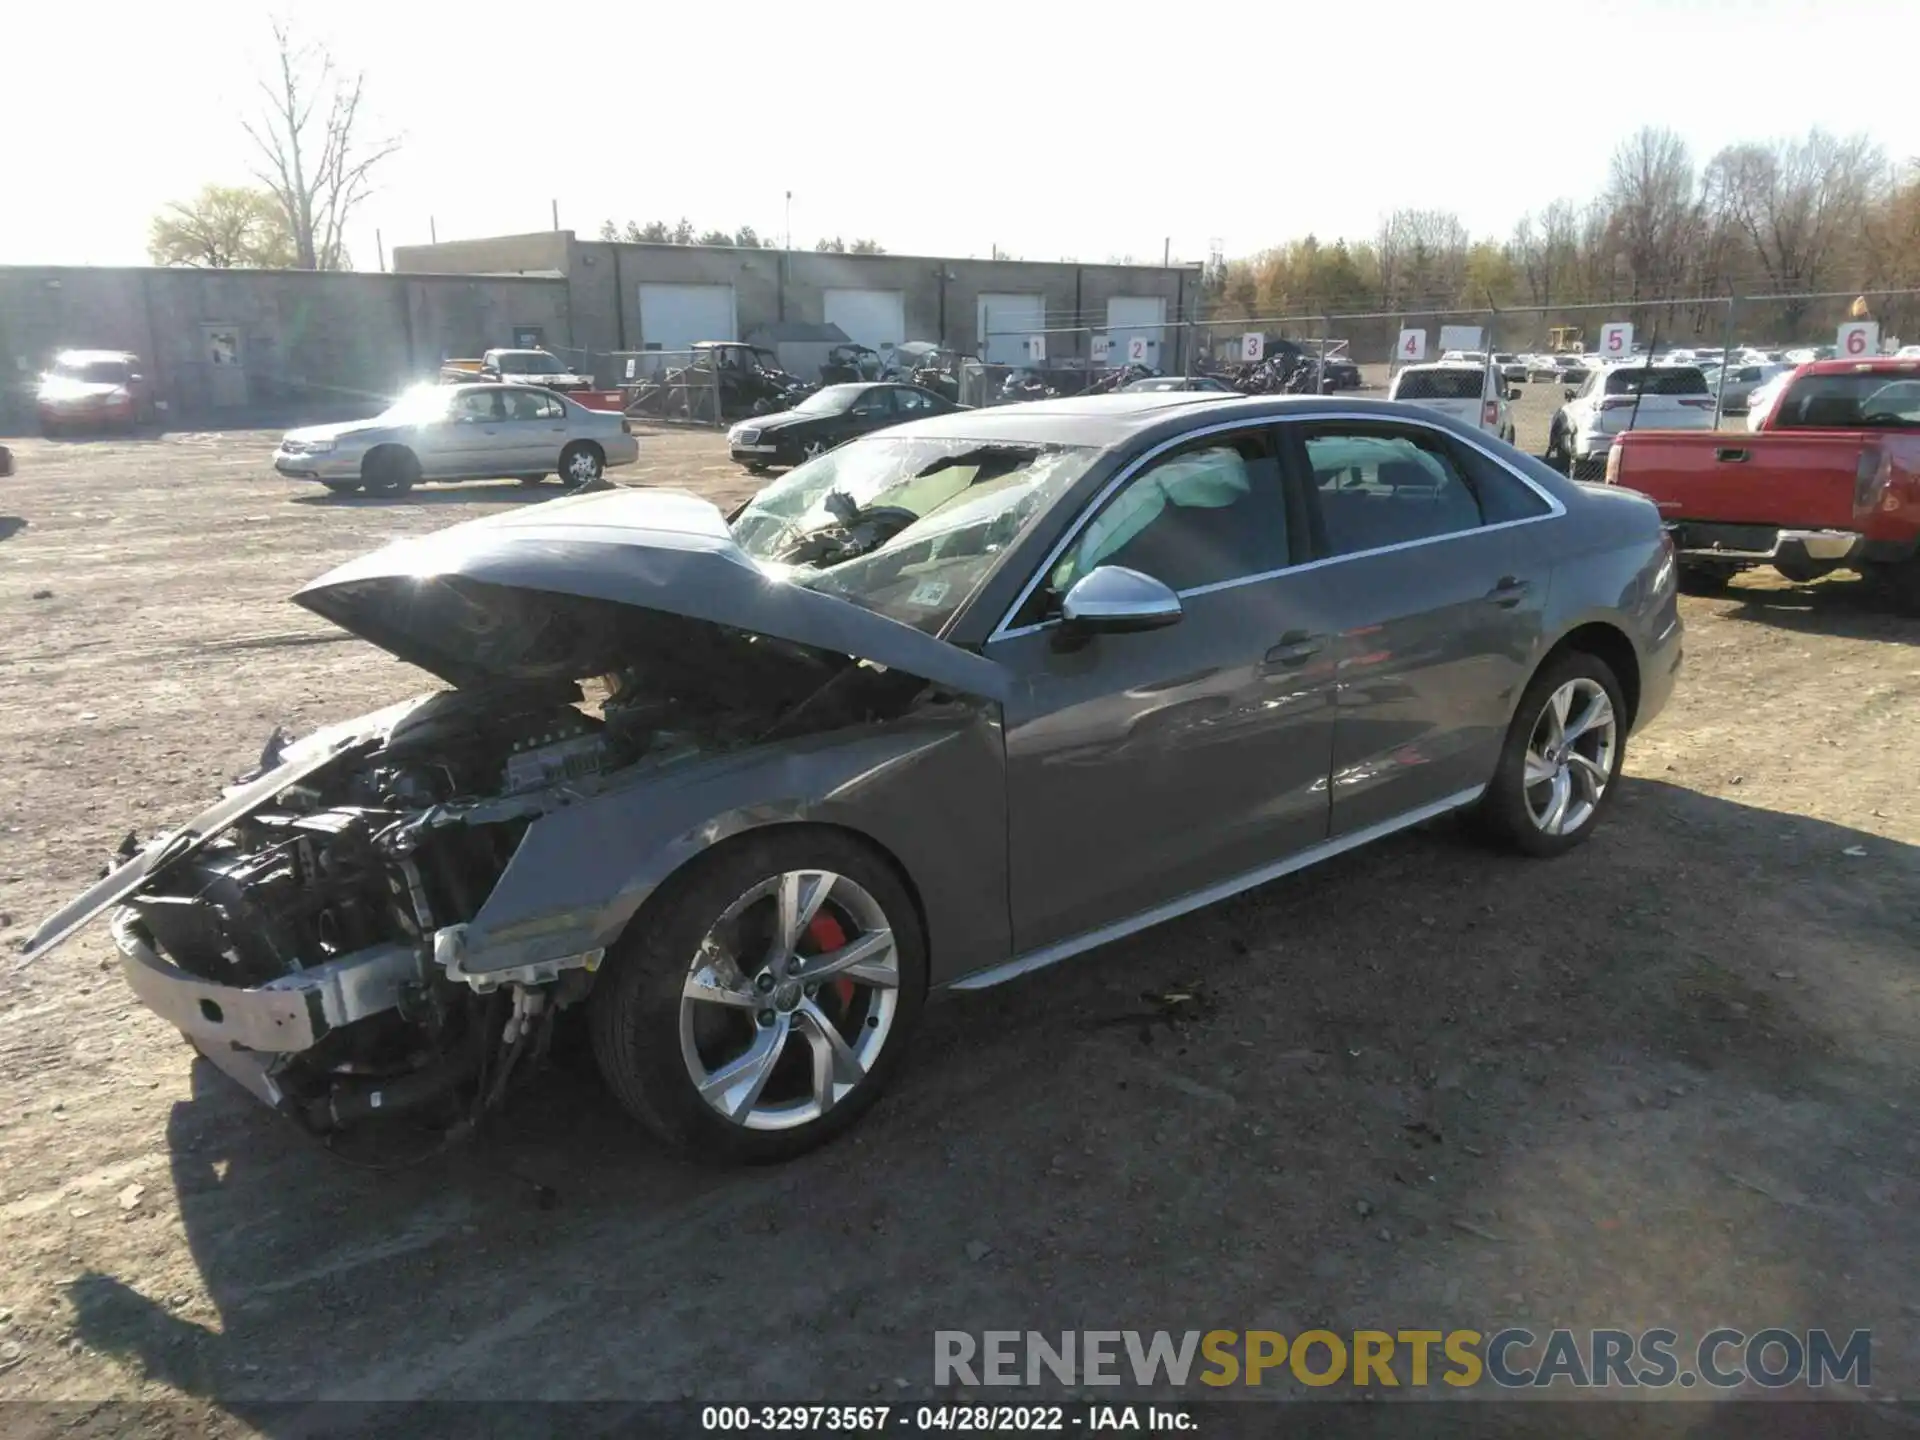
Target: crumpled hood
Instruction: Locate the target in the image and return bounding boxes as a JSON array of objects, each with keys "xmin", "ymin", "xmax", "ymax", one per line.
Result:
[{"xmin": 293, "ymin": 487, "xmax": 1010, "ymax": 701}]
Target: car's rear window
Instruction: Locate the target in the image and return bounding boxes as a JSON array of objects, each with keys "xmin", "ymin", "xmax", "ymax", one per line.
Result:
[
  {"xmin": 1394, "ymin": 370, "xmax": 1485, "ymax": 401},
  {"xmin": 1771, "ymin": 373, "xmax": 1920, "ymax": 430},
  {"xmin": 1602, "ymin": 366, "xmax": 1709, "ymax": 396}
]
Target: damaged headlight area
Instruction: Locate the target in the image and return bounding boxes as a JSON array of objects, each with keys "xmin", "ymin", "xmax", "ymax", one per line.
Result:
[{"xmin": 99, "ymin": 685, "xmax": 628, "ymax": 1135}]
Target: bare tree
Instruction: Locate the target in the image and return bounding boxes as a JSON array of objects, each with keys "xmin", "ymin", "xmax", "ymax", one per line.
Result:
[
  {"xmin": 245, "ymin": 21, "xmax": 399, "ymax": 270},
  {"xmin": 1603, "ymin": 127, "xmax": 1700, "ymax": 318}
]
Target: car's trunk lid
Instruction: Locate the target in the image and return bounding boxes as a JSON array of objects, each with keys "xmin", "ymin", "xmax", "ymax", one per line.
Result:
[{"xmin": 291, "ymin": 487, "xmax": 1010, "ymax": 702}]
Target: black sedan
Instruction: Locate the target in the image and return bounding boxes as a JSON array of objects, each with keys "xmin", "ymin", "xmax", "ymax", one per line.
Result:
[
  {"xmin": 26, "ymin": 391, "xmax": 1680, "ymax": 1165},
  {"xmin": 727, "ymin": 382, "xmax": 959, "ymax": 470}
]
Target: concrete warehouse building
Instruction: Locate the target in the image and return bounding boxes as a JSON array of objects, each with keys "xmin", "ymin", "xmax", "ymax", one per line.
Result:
[
  {"xmin": 391, "ymin": 231, "xmax": 1204, "ymax": 375},
  {"xmin": 0, "ymin": 239, "xmax": 1199, "ymax": 429}
]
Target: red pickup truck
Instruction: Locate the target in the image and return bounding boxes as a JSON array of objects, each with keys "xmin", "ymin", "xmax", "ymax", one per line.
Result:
[{"xmin": 1605, "ymin": 358, "xmax": 1920, "ymax": 605}]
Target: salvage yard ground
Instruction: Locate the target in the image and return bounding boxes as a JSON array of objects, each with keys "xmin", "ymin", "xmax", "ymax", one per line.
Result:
[{"xmin": 1, "ymin": 381, "xmax": 1917, "ymax": 1432}]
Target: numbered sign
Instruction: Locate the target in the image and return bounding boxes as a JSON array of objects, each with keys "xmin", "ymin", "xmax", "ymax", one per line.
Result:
[
  {"xmin": 1240, "ymin": 333, "xmax": 1264, "ymax": 363},
  {"xmin": 1397, "ymin": 329, "xmax": 1427, "ymax": 362},
  {"xmin": 1438, "ymin": 324, "xmax": 1483, "ymax": 354},
  {"xmin": 1127, "ymin": 335, "xmax": 1150, "ymax": 364},
  {"xmin": 1025, "ymin": 335, "xmax": 1046, "ymax": 363},
  {"xmin": 1090, "ymin": 334, "xmax": 1112, "ymax": 363},
  {"xmin": 1838, "ymin": 321, "xmax": 1879, "ymax": 358},
  {"xmin": 1599, "ymin": 322, "xmax": 1634, "ymax": 359}
]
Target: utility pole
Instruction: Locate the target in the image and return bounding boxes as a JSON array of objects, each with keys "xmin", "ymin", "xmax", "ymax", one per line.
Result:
[
  {"xmin": 551, "ymin": 199, "xmax": 559, "ymax": 231},
  {"xmin": 1163, "ymin": 236, "xmax": 1170, "ymax": 266},
  {"xmin": 376, "ymin": 228, "xmax": 386, "ymax": 273}
]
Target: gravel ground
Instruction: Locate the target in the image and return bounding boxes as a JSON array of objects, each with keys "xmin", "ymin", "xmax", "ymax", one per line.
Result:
[{"xmin": 0, "ymin": 408, "xmax": 1915, "ymax": 1433}]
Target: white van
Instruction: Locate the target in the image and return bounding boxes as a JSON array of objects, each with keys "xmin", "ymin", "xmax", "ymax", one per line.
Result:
[{"xmin": 1387, "ymin": 362, "xmax": 1516, "ymax": 442}]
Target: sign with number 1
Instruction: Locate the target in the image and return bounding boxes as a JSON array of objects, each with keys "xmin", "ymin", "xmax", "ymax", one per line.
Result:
[
  {"xmin": 1397, "ymin": 329, "xmax": 1427, "ymax": 362},
  {"xmin": 1091, "ymin": 334, "xmax": 1111, "ymax": 363},
  {"xmin": 1026, "ymin": 335, "xmax": 1046, "ymax": 363}
]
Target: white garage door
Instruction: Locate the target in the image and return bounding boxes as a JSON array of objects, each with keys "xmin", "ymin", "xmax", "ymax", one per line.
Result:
[
  {"xmin": 977, "ymin": 293, "xmax": 1047, "ymax": 367},
  {"xmin": 638, "ymin": 283, "xmax": 737, "ymax": 354},
  {"xmin": 824, "ymin": 289, "xmax": 906, "ymax": 358},
  {"xmin": 1107, "ymin": 296, "xmax": 1167, "ymax": 369}
]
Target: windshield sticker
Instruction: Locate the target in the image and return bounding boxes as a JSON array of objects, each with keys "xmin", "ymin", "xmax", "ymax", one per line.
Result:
[{"xmin": 907, "ymin": 579, "xmax": 951, "ymax": 608}]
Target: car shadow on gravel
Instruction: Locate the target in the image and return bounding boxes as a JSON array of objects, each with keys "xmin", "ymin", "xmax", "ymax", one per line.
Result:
[
  {"xmin": 1719, "ymin": 577, "xmax": 1917, "ymax": 641},
  {"xmin": 0, "ymin": 516, "xmax": 24, "ymax": 542},
  {"xmin": 288, "ymin": 484, "xmax": 569, "ymax": 509},
  {"xmin": 61, "ymin": 779, "xmax": 1920, "ymax": 1419}
]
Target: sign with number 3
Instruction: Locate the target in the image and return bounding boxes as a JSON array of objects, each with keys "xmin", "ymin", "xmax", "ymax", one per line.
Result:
[{"xmin": 1397, "ymin": 329, "xmax": 1427, "ymax": 362}]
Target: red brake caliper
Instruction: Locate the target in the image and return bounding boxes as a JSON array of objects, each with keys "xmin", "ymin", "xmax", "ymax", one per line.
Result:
[{"xmin": 805, "ymin": 913, "xmax": 856, "ymax": 1007}]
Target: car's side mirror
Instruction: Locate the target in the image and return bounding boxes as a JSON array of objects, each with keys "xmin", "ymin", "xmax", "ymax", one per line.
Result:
[
  {"xmin": 1060, "ymin": 566, "xmax": 1183, "ymax": 635},
  {"xmin": 1564, "ymin": 387, "xmax": 1578, "ymax": 402}
]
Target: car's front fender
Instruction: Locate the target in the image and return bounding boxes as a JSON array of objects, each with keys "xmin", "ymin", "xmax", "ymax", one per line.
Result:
[{"xmin": 455, "ymin": 697, "xmax": 1010, "ymax": 987}]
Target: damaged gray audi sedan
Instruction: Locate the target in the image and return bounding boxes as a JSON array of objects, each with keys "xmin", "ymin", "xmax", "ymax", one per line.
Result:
[{"xmin": 24, "ymin": 393, "xmax": 1681, "ymax": 1162}]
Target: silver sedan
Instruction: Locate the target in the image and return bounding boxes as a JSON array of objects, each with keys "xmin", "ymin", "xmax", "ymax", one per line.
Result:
[{"xmin": 273, "ymin": 383, "xmax": 640, "ymax": 495}]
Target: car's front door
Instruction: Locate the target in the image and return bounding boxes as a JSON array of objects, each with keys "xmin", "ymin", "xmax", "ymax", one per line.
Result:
[
  {"xmin": 844, "ymin": 386, "xmax": 898, "ymax": 440},
  {"xmin": 419, "ymin": 388, "xmax": 506, "ymax": 478},
  {"xmin": 499, "ymin": 387, "xmax": 569, "ymax": 472},
  {"xmin": 1279, "ymin": 418, "xmax": 1557, "ymax": 836},
  {"xmin": 989, "ymin": 426, "xmax": 1339, "ymax": 954}
]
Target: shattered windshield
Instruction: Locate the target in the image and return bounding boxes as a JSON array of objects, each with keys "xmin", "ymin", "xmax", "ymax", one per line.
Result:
[{"xmin": 731, "ymin": 436, "xmax": 1097, "ymax": 633}]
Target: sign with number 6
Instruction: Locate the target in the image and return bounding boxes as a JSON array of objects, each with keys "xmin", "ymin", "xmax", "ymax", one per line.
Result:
[
  {"xmin": 1397, "ymin": 329, "xmax": 1427, "ymax": 362},
  {"xmin": 1127, "ymin": 335, "xmax": 1150, "ymax": 364},
  {"xmin": 1026, "ymin": 335, "xmax": 1046, "ymax": 363},
  {"xmin": 1838, "ymin": 321, "xmax": 1879, "ymax": 358},
  {"xmin": 1241, "ymin": 333, "xmax": 1264, "ymax": 363},
  {"xmin": 1600, "ymin": 322, "xmax": 1633, "ymax": 358}
]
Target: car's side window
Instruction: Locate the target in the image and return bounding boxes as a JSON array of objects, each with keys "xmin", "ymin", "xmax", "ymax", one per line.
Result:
[
  {"xmin": 501, "ymin": 390, "xmax": 560, "ymax": 421},
  {"xmin": 895, "ymin": 388, "xmax": 930, "ymax": 413},
  {"xmin": 1022, "ymin": 432, "xmax": 1291, "ymax": 623},
  {"xmin": 1441, "ymin": 435, "xmax": 1554, "ymax": 523},
  {"xmin": 1298, "ymin": 426, "xmax": 1486, "ymax": 557},
  {"xmin": 450, "ymin": 390, "xmax": 501, "ymax": 423},
  {"xmin": 851, "ymin": 389, "xmax": 893, "ymax": 417}
]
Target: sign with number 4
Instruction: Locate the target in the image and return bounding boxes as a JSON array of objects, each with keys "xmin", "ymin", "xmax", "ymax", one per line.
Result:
[
  {"xmin": 1026, "ymin": 335, "xmax": 1046, "ymax": 363},
  {"xmin": 1241, "ymin": 333, "xmax": 1264, "ymax": 363},
  {"xmin": 1838, "ymin": 321, "xmax": 1879, "ymax": 358},
  {"xmin": 1600, "ymin": 322, "xmax": 1633, "ymax": 359},
  {"xmin": 1397, "ymin": 329, "xmax": 1427, "ymax": 362},
  {"xmin": 1127, "ymin": 335, "xmax": 1150, "ymax": 364}
]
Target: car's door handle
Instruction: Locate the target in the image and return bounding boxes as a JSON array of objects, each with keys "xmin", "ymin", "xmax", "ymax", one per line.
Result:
[
  {"xmin": 1715, "ymin": 447, "xmax": 1749, "ymax": 463},
  {"xmin": 1265, "ymin": 630, "xmax": 1324, "ymax": 666},
  {"xmin": 1486, "ymin": 575, "xmax": 1532, "ymax": 607}
]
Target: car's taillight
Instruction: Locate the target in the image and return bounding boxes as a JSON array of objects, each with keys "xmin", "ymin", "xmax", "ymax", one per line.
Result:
[
  {"xmin": 1605, "ymin": 442, "xmax": 1623, "ymax": 485},
  {"xmin": 1482, "ymin": 400, "xmax": 1500, "ymax": 428},
  {"xmin": 1854, "ymin": 445, "xmax": 1889, "ymax": 513}
]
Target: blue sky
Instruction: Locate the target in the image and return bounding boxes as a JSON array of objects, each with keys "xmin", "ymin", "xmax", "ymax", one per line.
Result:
[{"xmin": 5, "ymin": 0, "xmax": 1917, "ymax": 269}]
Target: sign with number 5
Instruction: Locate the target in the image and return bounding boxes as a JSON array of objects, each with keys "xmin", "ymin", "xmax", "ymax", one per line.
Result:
[
  {"xmin": 1600, "ymin": 322, "xmax": 1633, "ymax": 358},
  {"xmin": 1397, "ymin": 329, "xmax": 1426, "ymax": 362},
  {"xmin": 1838, "ymin": 321, "xmax": 1879, "ymax": 357},
  {"xmin": 1241, "ymin": 333, "xmax": 1264, "ymax": 363}
]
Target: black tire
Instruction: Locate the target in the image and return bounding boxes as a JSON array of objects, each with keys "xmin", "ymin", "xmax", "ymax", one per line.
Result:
[
  {"xmin": 321, "ymin": 480, "xmax": 361, "ymax": 495},
  {"xmin": 1543, "ymin": 424, "xmax": 1572, "ymax": 475},
  {"xmin": 1473, "ymin": 650, "xmax": 1627, "ymax": 859},
  {"xmin": 558, "ymin": 442, "xmax": 604, "ymax": 490},
  {"xmin": 1677, "ymin": 563, "xmax": 1733, "ymax": 596},
  {"xmin": 362, "ymin": 446, "xmax": 418, "ymax": 495},
  {"xmin": 589, "ymin": 828, "xmax": 929, "ymax": 1164}
]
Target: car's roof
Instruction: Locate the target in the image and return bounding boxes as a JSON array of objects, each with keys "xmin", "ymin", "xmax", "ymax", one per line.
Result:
[
  {"xmin": 1800, "ymin": 357, "xmax": 1920, "ymax": 376},
  {"xmin": 871, "ymin": 392, "xmax": 1501, "ymax": 449},
  {"xmin": 55, "ymin": 348, "xmax": 138, "ymax": 363},
  {"xmin": 1397, "ymin": 361, "xmax": 1485, "ymax": 372}
]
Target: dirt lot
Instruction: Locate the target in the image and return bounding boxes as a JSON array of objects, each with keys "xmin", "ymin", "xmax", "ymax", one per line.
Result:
[{"xmin": 1, "ymin": 401, "xmax": 1917, "ymax": 1431}]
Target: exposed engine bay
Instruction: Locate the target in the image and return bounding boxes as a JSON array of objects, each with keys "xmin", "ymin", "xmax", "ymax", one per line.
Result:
[{"xmin": 85, "ymin": 633, "xmax": 925, "ymax": 1143}]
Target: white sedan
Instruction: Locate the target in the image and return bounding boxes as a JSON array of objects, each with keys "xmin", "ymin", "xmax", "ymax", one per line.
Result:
[{"xmin": 274, "ymin": 383, "xmax": 640, "ymax": 495}]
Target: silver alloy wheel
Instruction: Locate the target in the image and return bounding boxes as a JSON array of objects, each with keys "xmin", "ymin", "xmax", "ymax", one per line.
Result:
[
  {"xmin": 802, "ymin": 439, "xmax": 825, "ymax": 460},
  {"xmin": 1523, "ymin": 677, "xmax": 1617, "ymax": 836},
  {"xmin": 565, "ymin": 447, "xmax": 602, "ymax": 485},
  {"xmin": 678, "ymin": 869, "xmax": 900, "ymax": 1131}
]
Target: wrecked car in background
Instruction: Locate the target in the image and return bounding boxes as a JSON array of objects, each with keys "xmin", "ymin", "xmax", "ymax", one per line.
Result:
[{"xmin": 23, "ymin": 393, "xmax": 1680, "ymax": 1163}]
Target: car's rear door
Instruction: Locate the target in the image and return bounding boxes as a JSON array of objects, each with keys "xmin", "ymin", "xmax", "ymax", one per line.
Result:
[
  {"xmin": 499, "ymin": 388, "xmax": 570, "ymax": 472},
  {"xmin": 1278, "ymin": 416, "xmax": 1559, "ymax": 836},
  {"xmin": 987, "ymin": 423, "xmax": 1338, "ymax": 954},
  {"xmin": 420, "ymin": 388, "xmax": 506, "ymax": 478},
  {"xmin": 844, "ymin": 386, "xmax": 899, "ymax": 441}
]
